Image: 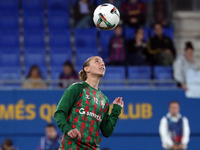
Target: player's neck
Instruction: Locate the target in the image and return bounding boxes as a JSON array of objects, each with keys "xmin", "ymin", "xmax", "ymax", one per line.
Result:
[{"xmin": 85, "ymin": 77, "xmax": 100, "ymax": 90}]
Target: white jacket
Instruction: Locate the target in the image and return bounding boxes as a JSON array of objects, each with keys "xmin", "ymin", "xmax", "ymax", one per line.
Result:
[
  {"xmin": 173, "ymin": 55, "xmax": 198, "ymax": 84},
  {"xmin": 159, "ymin": 113, "xmax": 190, "ymax": 149}
]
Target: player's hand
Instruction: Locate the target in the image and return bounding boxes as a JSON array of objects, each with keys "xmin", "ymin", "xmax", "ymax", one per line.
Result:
[
  {"xmin": 113, "ymin": 97, "xmax": 124, "ymax": 107},
  {"xmin": 68, "ymin": 129, "xmax": 81, "ymax": 139}
]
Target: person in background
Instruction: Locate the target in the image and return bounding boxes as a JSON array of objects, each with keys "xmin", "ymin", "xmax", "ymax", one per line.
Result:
[
  {"xmin": 173, "ymin": 42, "xmax": 199, "ymax": 91},
  {"xmin": 58, "ymin": 60, "xmax": 79, "ymax": 88},
  {"xmin": 147, "ymin": 23, "xmax": 176, "ymax": 66},
  {"xmin": 38, "ymin": 124, "xmax": 62, "ymax": 150},
  {"xmin": 121, "ymin": 0, "xmax": 146, "ymax": 28},
  {"xmin": 102, "ymin": 0, "xmax": 122, "ymax": 10},
  {"xmin": 22, "ymin": 65, "xmax": 47, "ymax": 89},
  {"xmin": 107, "ymin": 25, "xmax": 126, "ymax": 66},
  {"xmin": 159, "ymin": 101, "xmax": 190, "ymax": 150},
  {"xmin": 148, "ymin": 0, "xmax": 173, "ymax": 27},
  {"xmin": 0, "ymin": 138, "xmax": 17, "ymax": 150},
  {"xmin": 127, "ymin": 28, "xmax": 148, "ymax": 66},
  {"xmin": 74, "ymin": 0, "xmax": 95, "ymax": 28}
]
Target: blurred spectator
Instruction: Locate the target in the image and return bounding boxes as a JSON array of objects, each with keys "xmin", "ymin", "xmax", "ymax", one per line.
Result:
[
  {"xmin": 127, "ymin": 28, "xmax": 148, "ymax": 66},
  {"xmin": 74, "ymin": 0, "xmax": 95, "ymax": 28},
  {"xmin": 58, "ymin": 60, "xmax": 79, "ymax": 88},
  {"xmin": 107, "ymin": 26, "xmax": 126, "ymax": 66},
  {"xmin": 159, "ymin": 101, "xmax": 190, "ymax": 150},
  {"xmin": 121, "ymin": 0, "xmax": 146, "ymax": 28},
  {"xmin": 102, "ymin": 0, "xmax": 122, "ymax": 10},
  {"xmin": 147, "ymin": 23, "xmax": 176, "ymax": 66},
  {"xmin": 22, "ymin": 65, "xmax": 47, "ymax": 89},
  {"xmin": 173, "ymin": 42, "xmax": 199, "ymax": 91},
  {"xmin": 38, "ymin": 124, "xmax": 62, "ymax": 150},
  {"xmin": 148, "ymin": 0, "xmax": 173, "ymax": 27},
  {"xmin": 1, "ymin": 138, "xmax": 17, "ymax": 150}
]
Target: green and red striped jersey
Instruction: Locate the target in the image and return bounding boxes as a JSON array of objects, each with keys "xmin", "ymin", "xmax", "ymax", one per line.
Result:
[{"xmin": 54, "ymin": 81, "xmax": 122, "ymax": 150}]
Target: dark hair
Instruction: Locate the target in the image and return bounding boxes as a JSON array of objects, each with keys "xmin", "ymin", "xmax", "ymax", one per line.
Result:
[
  {"xmin": 46, "ymin": 123, "xmax": 56, "ymax": 129},
  {"xmin": 79, "ymin": 57, "xmax": 93, "ymax": 81},
  {"xmin": 169, "ymin": 101, "xmax": 180, "ymax": 106},
  {"xmin": 185, "ymin": 41, "xmax": 194, "ymax": 51},
  {"xmin": 27, "ymin": 65, "xmax": 42, "ymax": 79},
  {"xmin": 1, "ymin": 138, "xmax": 13, "ymax": 147},
  {"xmin": 135, "ymin": 28, "xmax": 143, "ymax": 35},
  {"xmin": 63, "ymin": 60, "xmax": 77, "ymax": 74}
]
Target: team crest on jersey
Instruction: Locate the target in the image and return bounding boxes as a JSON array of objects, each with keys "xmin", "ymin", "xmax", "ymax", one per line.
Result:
[{"xmin": 100, "ymin": 100, "xmax": 105, "ymax": 109}]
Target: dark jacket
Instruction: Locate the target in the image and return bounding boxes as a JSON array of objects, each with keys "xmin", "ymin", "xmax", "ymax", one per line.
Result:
[
  {"xmin": 127, "ymin": 39, "xmax": 148, "ymax": 65},
  {"xmin": 74, "ymin": 1, "xmax": 94, "ymax": 21}
]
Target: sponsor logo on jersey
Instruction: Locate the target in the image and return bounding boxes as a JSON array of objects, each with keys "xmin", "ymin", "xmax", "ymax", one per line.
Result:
[{"xmin": 79, "ymin": 108, "xmax": 102, "ymax": 122}]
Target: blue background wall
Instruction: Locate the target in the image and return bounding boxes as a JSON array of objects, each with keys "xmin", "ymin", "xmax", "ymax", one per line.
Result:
[{"xmin": 0, "ymin": 89, "xmax": 199, "ymax": 150}]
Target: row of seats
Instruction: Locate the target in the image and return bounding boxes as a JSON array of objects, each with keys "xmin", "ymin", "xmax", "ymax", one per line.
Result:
[
  {"xmin": 0, "ymin": 66, "xmax": 175, "ymax": 88},
  {"xmin": 0, "ymin": 0, "xmax": 165, "ymax": 11}
]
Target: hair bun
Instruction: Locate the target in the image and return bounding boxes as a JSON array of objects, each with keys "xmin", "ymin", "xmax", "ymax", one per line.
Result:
[{"xmin": 79, "ymin": 70, "xmax": 87, "ymax": 81}]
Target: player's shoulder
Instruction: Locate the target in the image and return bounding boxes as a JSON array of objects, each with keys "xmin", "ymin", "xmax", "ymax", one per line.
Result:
[{"xmin": 67, "ymin": 81, "xmax": 87, "ymax": 91}]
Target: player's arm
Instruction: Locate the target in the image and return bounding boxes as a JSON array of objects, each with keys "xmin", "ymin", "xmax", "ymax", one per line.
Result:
[
  {"xmin": 54, "ymin": 86, "xmax": 78, "ymax": 135},
  {"xmin": 100, "ymin": 97, "xmax": 123, "ymax": 138}
]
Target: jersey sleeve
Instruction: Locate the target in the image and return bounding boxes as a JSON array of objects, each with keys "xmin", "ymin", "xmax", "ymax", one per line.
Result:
[
  {"xmin": 54, "ymin": 84, "xmax": 81, "ymax": 135},
  {"xmin": 100, "ymin": 97, "xmax": 122, "ymax": 138}
]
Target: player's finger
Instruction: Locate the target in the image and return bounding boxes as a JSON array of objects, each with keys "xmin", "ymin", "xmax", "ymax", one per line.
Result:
[
  {"xmin": 71, "ymin": 130, "xmax": 77, "ymax": 139},
  {"xmin": 74, "ymin": 129, "xmax": 81, "ymax": 139},
  {"xmin": 121, "ymin": 100, "xmax": 124, "ymax": 107},
  {"xmin": 69, "ymin": 132, "xmax": 74, "ymax": 139}
]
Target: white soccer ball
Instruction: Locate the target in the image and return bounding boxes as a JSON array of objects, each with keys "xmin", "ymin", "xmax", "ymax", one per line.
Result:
[{"xmin": 93, "ymin": 3, "xmax": 120, "ymax": 30}]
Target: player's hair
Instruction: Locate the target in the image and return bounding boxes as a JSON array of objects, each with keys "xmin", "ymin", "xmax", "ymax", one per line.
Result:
[
  {"xmin": 169, "ymin": 100, "xmax": 180, "ymax": 106},
  {"xmin": 1, "ymin": 138, "xmax": 13, "ymax": 147},
  {"xmin": 46, "ymin": 123, "xmax": 56, "ymax": 129},
  {"xmin": 79, "ymin": 57, "xmax": 93, "ymax": 81}
]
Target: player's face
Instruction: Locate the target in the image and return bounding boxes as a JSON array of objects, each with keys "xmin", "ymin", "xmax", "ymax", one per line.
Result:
[
  {"xmin": 86, "ymin": 57, "xmax": 105, "ymax": 78},
  {"xmin": 169, "ymin": 103, "xmax": 180, "ymax": 116},
  {"xmin": 45, "ymin": 127, "xmax": 57, "ymax": 140}
]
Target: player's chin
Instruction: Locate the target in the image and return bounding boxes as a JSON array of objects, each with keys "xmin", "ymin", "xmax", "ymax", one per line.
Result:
[{"xmin": 98, "ymin": 72, "xmax": 105, "ymax": 78}]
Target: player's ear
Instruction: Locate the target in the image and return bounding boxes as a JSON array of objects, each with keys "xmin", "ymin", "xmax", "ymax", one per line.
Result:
[{"xmin": 84, "ymin": 66, "xmax": 90, "ymax": 73}]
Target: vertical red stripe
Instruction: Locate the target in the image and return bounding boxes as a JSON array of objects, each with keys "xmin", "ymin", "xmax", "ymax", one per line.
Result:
[
  {"xmin": 61, "ymin": 134, "xmax": 66, "ymax": 150},
  {"xmin": 117, "ymin": 38, "xmax": 121, "ymax": 60}
]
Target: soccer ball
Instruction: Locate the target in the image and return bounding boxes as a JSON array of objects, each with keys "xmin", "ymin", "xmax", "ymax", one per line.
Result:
[{"xmin": 93, "ymin": 3, "xmax": 120, "ymax": 30}]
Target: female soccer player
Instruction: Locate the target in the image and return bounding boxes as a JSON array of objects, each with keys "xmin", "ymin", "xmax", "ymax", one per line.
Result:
[{"xmin": 54, "ymin": 56, "xmax": 124, "ymax": 150}]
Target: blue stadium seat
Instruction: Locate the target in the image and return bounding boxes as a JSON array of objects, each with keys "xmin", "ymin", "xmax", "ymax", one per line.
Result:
[
  {"xmin": 24, "ymin": 49, "xmax": 46, "ymax": 67},
  {"xmin": 23, "ymin": 11, "xmax": 44, "ymax": 30},
  {"xmin": 0, "ymin": 0, "xmax": 19, "ymax": 11},
  {"xmin": 75, "ymin": 28, "xmax": 97, "ymax": 48},
  {"xmin": 50, "ymin": 48, "xmax": 72, "ymax": 66},
  {"xmin": 47, "ymin": 0, "xmax": 68, "ymax": 11},
  {"xmin": 0, "ymin": 67, "xmax": 21, "ymax": 88},
  {"xmin": 76, "ymin": 48, "xmax": 98, "ymax": 66},
  {"xmin": 49, "ymin": 30, "xmax": 71, "ymax": 48},
  {"xmin": 51, "ymin": 67, "xmax": 62, "ymax": 80},
  {"xmin": 103, "ymin": 66, "xmax": 126, "ymax": 87},
  {"xmin": 51, "ymin": 66, "xmax": 63, "ymax": 87},
  {"xmin": 100, "ymin": 30, "xmax": 114, "ymax": 60},
  {"xmin": 48, "ymin": 11, "xmax": 69, "ymax": 30},
  {"xmin": 125, "ymin": 28, "xmax": 149, "ymax": 41},
  {"xmin": 25, "ymin": 66, "xmax": 47, "ymax": 79},
  {"xmin": 0, "ymin": 30, "xmax": 19, "ymax": 48},
  {"xmin": 150, "ymin": 28, "xmax": 174, "ymax": 40},
  {"xmin": 22, "ymin": 0, "xmax": 44, "ymax": 10},
  {"xmin": 154, "ymin": 66, "xmax": 176, "ymax": 87},
  {"xmin": 24, "ymin": 30, "xmax": 45, "ymax": 48},
  {"xmin": 128, "ymin": 67, "xmax": 151, "ymax": 87},
  {"xmin": 0, "ymin": 49, "xmax": 20, "ymax": 67},
  {"xmin": 0, "ymin": 11, "xmax": 19, "ymax": 30}
]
